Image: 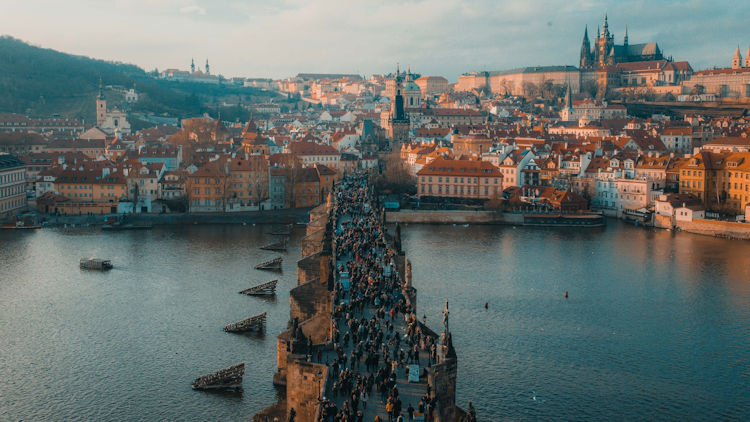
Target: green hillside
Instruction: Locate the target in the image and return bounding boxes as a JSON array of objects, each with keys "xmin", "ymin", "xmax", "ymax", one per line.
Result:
[{"xmin": 0, "ymin": 36, "xmax": 278, "ymax": 123}]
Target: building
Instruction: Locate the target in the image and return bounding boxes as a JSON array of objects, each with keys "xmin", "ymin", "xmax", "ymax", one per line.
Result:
[
  {"xmin": 137, "ymin": 145, "xmax": 183, "ymax": 171},
  {"xmin": 0, "ymin": 132, "xmax": 46, "ymax": 155},
  {"xmin": 415, "ymin": 76, "xmax": 449, "ymax": 98},
  {"xmin": 702, "ymin": 136, "xmax": 750, "ymax": 153},
  {"xmin": 287, "ymin": 142, "xmax": 341, "ymax": 168},
  {"xmin": 46, "ymin": 139, "xmax": 106, "ymax": 159},
  {"xmin": 294, "ymin": 167, "xmax": 321, "ymax": 208},
  {"xmin": 682, "ymin": 47, "xmax": 750, "ymax": 98},
  {"xmin": 678, "ymin": 151, "xmax": 750, "ymax": 214},
  {"xmin": 457, "ymin": 66, "xmax": 580, "ymax": 96},
  {"xmin": 385, "ymin": 68, "xmax": 411, "ymax": 143},
  {"xmin": 268, "ymin": 167, "xmax": 288, "ymax": 210},
  {"xmin": 160, "ymin": 170, "xmax": 187, "ymax": 200},
  {"xmin": 50, "ymin": 167, "xmax": 127, "ymax": 215},
  {"xmin": 187, "ymin": 162, "xmax": 227, "ymax": 212},
  {"xmin": 560, "ymin": 98, "xmax": 627, "ymax": 121},
  {"xmin": 416, "ymin": 157, "xmax": 503, "ymax": 199},
  {"xmin": 451, "ymin": 134, "xmax": 493, "ymax": 156},
  {"xmin": 660, "ymin": 127, "xmax": 694, "ymax": 155},
  {"xmin": 580, "ymin": 16, "xmax": 664, "ymax": 69},
  {"xmin": 0, "ymin": 154, "xmax": 27, "ymax": 218},
  {"xmin": 95, "ymin": 79, "xmax": 131, "ymax": 135},
  {"xmin": 224, "ymin": 155, "xmax": 269, "ymax": 211}
]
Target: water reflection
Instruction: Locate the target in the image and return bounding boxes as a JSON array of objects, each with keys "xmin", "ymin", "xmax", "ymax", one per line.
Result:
[{"xmin": 402, "ymin": 220, "xmax": 750, "ymax": 420}]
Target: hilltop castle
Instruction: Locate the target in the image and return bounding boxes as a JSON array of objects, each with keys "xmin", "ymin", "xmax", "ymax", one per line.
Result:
[{"xmin": 579, "ymin": 14, "xmax": 664, "ymax": 69}]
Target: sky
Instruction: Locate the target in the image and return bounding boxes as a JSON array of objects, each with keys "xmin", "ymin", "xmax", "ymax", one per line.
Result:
[{"xmin": 2, "ymin": 0, "xmax": 748, "ymax": 81}]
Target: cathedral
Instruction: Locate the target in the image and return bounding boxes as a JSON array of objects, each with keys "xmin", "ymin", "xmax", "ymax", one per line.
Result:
[{"xmin": 580, "ymin": 15, "xmax": 664, "ymax": 69}]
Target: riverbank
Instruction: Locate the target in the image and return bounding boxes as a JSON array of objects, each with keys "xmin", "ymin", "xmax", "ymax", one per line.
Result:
[
  {"xmin": 386, "ymin": 210, "xmax": 605, "ymax": 227},
  {"xmin": 35, "ymin": 208, "xmax": 313, "ymax": 228}
]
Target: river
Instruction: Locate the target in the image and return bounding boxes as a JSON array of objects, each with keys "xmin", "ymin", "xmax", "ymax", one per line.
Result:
[{"xmin": 0, "ymin": 221, "xmax": 749, "ymax": 420}]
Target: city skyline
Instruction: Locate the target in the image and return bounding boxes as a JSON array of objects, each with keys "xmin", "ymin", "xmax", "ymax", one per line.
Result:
[{"xmin": 2, "ymin": 0, "xmax": 749, "ymax": 81}]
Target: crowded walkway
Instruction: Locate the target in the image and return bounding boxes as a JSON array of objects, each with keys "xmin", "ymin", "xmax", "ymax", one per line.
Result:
[{"xmin": 315, "ymin": 174, "xmax": 440, "ymax": 422}]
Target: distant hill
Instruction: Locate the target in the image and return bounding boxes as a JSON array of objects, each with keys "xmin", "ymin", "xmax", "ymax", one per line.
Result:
[{"xmin": 0, "ymin": 36, "xmax": 279, "ymax": 125}]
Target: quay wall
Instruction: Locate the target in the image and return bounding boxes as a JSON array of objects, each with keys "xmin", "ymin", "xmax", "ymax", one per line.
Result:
[
  {"xmin": 676, "ymin": 218, "xmax": 750, "ymax": 240},
  {"xmin": 386, "ymin": 210, "xmax": 523, "ymax": 224},
  {"xmin": 41, "ymin": 208, "xmax": 312, "ymax": 227}
]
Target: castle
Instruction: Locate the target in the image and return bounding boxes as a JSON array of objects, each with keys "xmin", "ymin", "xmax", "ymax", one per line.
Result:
[{"xmin": 579, "ymin": 14, "xmax": 664, "ymax": 69}]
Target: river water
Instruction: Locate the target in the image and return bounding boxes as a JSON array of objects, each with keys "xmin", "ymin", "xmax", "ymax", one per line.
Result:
[{"xmin": 1, "ymin": 221, "xmax": 749, "ymax": 420}]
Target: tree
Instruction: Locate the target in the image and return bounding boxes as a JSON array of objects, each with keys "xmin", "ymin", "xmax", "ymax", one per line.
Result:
[
  {"xmin": 374, "ymin": 151, "xmax": 415, "ymax": 195},
  {"xmin": 581, "ymin": 80, "xmax": 598, "ymax": 99}
]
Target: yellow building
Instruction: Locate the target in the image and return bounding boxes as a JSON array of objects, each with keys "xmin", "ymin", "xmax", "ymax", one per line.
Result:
[{"xmin": 679, "ymin": 151, "xmax": 750, "ymax": 214}]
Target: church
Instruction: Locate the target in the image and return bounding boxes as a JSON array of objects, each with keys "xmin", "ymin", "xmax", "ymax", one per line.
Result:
[
  {"xmin": 579, "ymin": 15, "xmax": 663, "ymax": 69},
  {"xmin": 578, "ymin": 15, "xmax": 692, "ymax": 93},
  {"xmin": 95, "ymin": 79, "xmax": 131, "ymax": 136}
]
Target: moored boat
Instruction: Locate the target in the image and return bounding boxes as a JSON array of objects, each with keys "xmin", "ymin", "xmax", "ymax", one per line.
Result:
[{"xmin": 80, "ymin": 258, "xmax": 113, "ymax": 270}]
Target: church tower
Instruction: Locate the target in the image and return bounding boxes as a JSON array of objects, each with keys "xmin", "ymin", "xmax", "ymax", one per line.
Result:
[
  {"xmin": 596, "ymin": 14, "xmax": 615, "ymax": 67},
  {"xmin": 623, "ymin": 26, "xmax": 629, "ymax": 47},
  {"xmin": 388, "ymin": 66, "xmax": 410, "ymax": 145},
  {"xmin": 205, "ymin": 59, "xmax": 210, "ymax": 75},
  {"xmin": 745, "ymin": 46, "xmax": 750, "ymax": 68},
  {"xmin": 732, "ymin": 46, "xmax": 742, "ymax": 69},
  {"xmin": 190, "ymin": 58, "xmax": 195, "ymax": 73},
  {"xmin": 96, "ymin": 77, "xmax": 107, "ymax": 127},
  {"xmin": 580, "ymin": 26, "xmax": 592, "ymax": 68}
]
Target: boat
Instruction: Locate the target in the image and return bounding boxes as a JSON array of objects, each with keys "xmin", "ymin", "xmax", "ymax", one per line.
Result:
[
  {"xmin": 102, "ymin": 222, "xmax": 153, "ymax": 230},
  {"xmin": 80, "ymin": 258, "xmax": 113, "ymax": 270},
  {"xmin": 224, "ymin": 312, "xmax": 267, "ymax": 333},
  {"xmin": 240, "ymin": 279, "xmax": 278, "ymax": 296},
  {"xmin": 266, "ymin": 223, "xmax": 293, "ymax": 236},
  {"xmin": 192, "ymin": 363, "xmax": 245, "ymax": 391},
  {"xmin": 259, "ymin": 237, "xmax": 288, "ymax": 252},
  {"xmin": 254, "ymin": 256, "xmax": 283, "ymax": 271},
  {"xmin": 1, "ymin": 223, "xmax": 41, "ymax": 229}
]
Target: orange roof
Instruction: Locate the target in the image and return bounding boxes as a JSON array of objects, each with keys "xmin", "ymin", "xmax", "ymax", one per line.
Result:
[{"xmin": 417, "ymin": 157, "xmax": 502, "ymax": 178}]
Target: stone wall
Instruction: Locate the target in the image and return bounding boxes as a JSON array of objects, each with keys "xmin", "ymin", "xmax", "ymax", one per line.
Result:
[
  {"xmin": 654, "ymin": 213, "xmax": 674, "ymax": 229},
  {"xmin": 285, "ymin": 358, "xmax": 328, "ymax": 422},
  {"xmin": 428, "ymin": 356, "xmax": 458, "ymax": 422},
  {"xmin": 386, "ymin": 210, "xmax": 524, "ymax": 225},
  {"xmin": 676, "ymin": 218, "xmax": 750, "ymax": 240}
]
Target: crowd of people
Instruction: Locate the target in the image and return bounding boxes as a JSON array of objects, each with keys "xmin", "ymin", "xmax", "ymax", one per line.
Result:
[{"xmin": 313, "ymin": 174, "xmax": 440, "ymax": 422}]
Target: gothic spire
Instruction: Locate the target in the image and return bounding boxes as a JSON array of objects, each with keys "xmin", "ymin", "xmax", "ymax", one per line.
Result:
[
  {"xmin": 602, "ymin": 13, "xmax": 609, "ymax": 38},
  {"xmin": 624, "ymin": 25, "xmax": 629, "ymax": 46}
]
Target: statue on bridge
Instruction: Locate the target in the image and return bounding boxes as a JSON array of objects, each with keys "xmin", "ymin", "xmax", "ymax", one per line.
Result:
[{"xmin": 442, "ymin": 299, "xmax": 450, "ymax": 335}]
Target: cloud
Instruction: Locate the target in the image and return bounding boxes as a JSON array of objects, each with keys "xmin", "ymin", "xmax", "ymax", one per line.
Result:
[
  {"xmin": 1, "ymin": 0, "xmax": 749, "ymax": 80},
  {"xmin": 179, "ymin": 5, "xmax": 206, "ymax": 15}
]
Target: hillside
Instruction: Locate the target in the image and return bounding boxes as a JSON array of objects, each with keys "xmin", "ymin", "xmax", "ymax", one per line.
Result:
[{"xmin": 0, "ymin": 36, "xmax": 279, "ymax": 124}]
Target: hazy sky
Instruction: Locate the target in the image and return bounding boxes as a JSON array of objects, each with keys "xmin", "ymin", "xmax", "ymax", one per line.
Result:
[{"xmin": 2, "ymin": 0, "xmax": 748, "ymax": 81}]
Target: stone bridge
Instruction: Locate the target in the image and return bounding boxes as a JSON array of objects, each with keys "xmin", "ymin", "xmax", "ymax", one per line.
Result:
[{"xmin": 255, "ymin": 180, "xmax": 464, "ymax": 422}]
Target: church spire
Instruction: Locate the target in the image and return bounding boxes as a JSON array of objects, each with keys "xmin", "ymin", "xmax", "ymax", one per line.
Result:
[
  {"xmin": 190, "ymin": 58, "xmax": 195, "ymax": 73},
  {"xmin": 624, "ymin": 25, "xmax": 629, "ymax": 46},
  {"xmin": 580, "ymin": 26, "xmax": 592, "ymax": 68},
  {"xmin": 602, "ymin": 13, "xmax": 610, "ymax": 39},
  {"xmin": 732, "ymin": 46, "xmax": 742, "ymax": 69}
]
